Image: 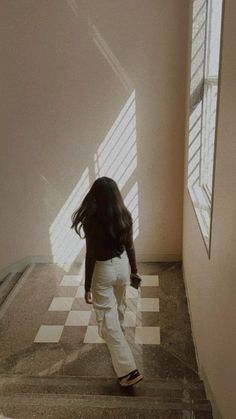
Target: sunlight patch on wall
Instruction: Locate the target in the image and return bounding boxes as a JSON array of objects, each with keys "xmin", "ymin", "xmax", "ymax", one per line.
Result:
[
  {"xmin": 49, "ymin": 21, "xmax": 139, "ymax": 268},
  {"xmin": 124, "ymin": 182, "xmax": 139, "ymax": 240},
  {"xmin": 49, "ymin": 91, "xmax": 139, "ymax": 269},
  {"xmin": 49, "ymin": 168, "xmax": 89, "ymax": 269},
  {"xmin": 94, "ymin": 91, "xmax": 137, "ymax": 191}
]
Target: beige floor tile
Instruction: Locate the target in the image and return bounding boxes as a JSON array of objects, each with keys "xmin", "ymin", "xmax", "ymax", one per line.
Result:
[
  {"xmin": 65, "ymin": 310, "xmax": 91, "ymax": 326},
  {"xmin": 60, "ymin": 275, "xmax": 83, "ymax": 286},
  {"xmin": 135, "ymin": 326, "xmax": 160, "ymax": 344},
  {"xmin": 137, "ymin": 298, "xmax": 159, "ymax": 312},
  {"xmin": 48, "ymin": 297, "xmax": 74, "ymax": 311},
  {"xmin": 75, "ymin": 286, "xmax": 85, "ymax": 298},
  {"xmin": 34, "ymin": 325, "xmax": 64, "ymax": 343},
  {"xmin": 140, "ymin": 275, "xmax": 159, "ymax": 286}
]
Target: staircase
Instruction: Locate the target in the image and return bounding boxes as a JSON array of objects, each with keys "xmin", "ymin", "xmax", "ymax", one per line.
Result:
[
  {"xmin": 0, "ymin": 262, "xmax": 213, "ymax": 418},
  {"xmin": 0, "ymin": 374, "xmax": 213, "ymax": 418}
]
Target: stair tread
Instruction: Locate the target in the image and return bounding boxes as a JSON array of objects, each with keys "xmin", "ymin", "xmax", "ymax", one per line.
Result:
[
  {"xmin": 0, "ymin": 375, "xmax": 207, "ymax": 396},
  {"xmin": 0, "ymin": 393, "xmax": 212, "ymax": 411},
  {"xmin": 0, "ymin": 374, "xmax": 210, "ymax": 407},
  {"xmin": 0, "ymin": 374, "xmax": 206, "ymax": 386}
]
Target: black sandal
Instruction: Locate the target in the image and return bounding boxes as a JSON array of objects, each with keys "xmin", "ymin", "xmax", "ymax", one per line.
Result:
[{"xmin": 118, "ymin": 369, "xmax": 143, "ymax": 386}]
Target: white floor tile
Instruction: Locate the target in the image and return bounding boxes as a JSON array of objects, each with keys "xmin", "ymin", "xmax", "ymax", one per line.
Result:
[
  {"xmin": 34, "ymin": 325, "xmax": 64, "ymax": 343},
  {"xmin": 75, "ymin": 286, "xmax": 85, "ymax": 298},
  {"xmin": 60, "ymin": 275, "xmax": 83, "ymax": 286},
  {"xmin": 48, "ymin": 297, "xmax": 74, "ymax": 311},
  {"xmin": 83, "ymin": 326, "xmax": 105, "ymax": 343},
  {"xmin": 123, "ymin": 311, "xmax": 136, "ymax": 327},
  {"xmin": 65, "ymin": 310, "xmax": 91, "ymax": 326},
  {"xmin": 137, "ymin": 298, "xmax": 159, "ymax": 312},
  {"xmin": 140, "ymin": 275, "xmax": 159, "ymax": 286},
  {"xmin": 135, "ymin": 326, "xmax": 160, "ymax": 344}
]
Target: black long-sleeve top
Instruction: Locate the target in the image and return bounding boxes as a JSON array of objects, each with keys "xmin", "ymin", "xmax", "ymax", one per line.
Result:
[{"xmin": 83, "ymin": 217, "xmax": 138, "ymax": 292}]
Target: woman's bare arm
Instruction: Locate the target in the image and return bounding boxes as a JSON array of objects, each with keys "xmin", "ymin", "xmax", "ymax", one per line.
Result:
[
  {"xmin": 84, "ymin": 227, "xmax": 96, "ymax": 292},
  {"xmin": 85, "ymin": 255, "xmax": 96, "ymax": 292},
  {"xmin": 125, "ymin": 225, "xmax": 138, "ymax": 274}
]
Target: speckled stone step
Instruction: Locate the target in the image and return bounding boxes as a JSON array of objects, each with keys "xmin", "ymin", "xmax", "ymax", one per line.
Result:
[
  {"xmin": 0, "ymin": 393, "xmax": 213, "ymax": 419},
  {"xmin": 0, "ymin": 375, "xmax": 213, "ymax": 418},
  {"xmin": 0, "ymin": 272, "xmax": 22, "ymax": 306},
  {"xmin": 0, "ymin": 374, "xmax": 207, "ymax": 400}
]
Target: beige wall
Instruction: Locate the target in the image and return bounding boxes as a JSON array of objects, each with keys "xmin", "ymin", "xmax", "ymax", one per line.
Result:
[
  {"xmin": 0, "ymin": 0, "xmax": 188, "ymax": 273},
  {"xmin": 183, "ymin": 1, "xmax": 236, "ymax": 418}
]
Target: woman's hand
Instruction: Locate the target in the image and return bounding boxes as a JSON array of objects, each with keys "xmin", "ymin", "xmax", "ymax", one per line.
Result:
[
  {"xmin": 85, "ymin": 291, "xmax": 93, "ymax": 304},
  {"xmin": 130, "ymin": 272, "xmax": 142, "ymax": 289}
]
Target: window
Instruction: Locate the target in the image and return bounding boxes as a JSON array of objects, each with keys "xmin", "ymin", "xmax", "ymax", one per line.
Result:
[{"xmin": 187, "ymin": 0, "xmax": 224, "ymax": 255}]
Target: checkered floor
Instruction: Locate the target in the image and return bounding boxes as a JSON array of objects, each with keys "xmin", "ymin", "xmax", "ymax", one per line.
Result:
[{"xmin": 34, "ymin": 274, "xmax": 160, "ymax": 345}]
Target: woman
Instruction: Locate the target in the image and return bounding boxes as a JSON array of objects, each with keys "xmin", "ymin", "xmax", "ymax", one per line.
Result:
[{"xmin": 71, "ymin": 176, "xmax": 143, "ymax": 386}]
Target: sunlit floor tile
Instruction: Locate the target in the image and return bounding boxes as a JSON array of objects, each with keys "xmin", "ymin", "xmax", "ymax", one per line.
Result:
[
  {"xmin": 48, "ymin": 297, "xmax": 74, "ymax": 311},
  {"xmin": 135, "ymin": 326, "xmax": 160, "ymax": 344},
  {"xmin": 65, "ymin": 310, "xmax": 91, "ymax": 326},
  {"xmin": 123, "ymin": 310, "xmax": 136, "ymax": 327},
  {"xmin": 34, "ymin": 325, "xmax": 64, "ymax": 343},
  {"xmin": 56, "ymin": 286, "xmax": 78, "ymax": 297},
  {"xmin": 84, "ymin": 326, "xmax": 105, "ymax": 344},
  {"xmin": 137, "ymin": 298, "xmax": 159, "ymax": 312},
  {"xmin": 75, "ymin": 286, "xmax": 85, "ymax": 298},
  {"xmin": 140, "ymin": 275, "xmax": 159, "ymax": 286},
  {"xmin": 60, "ymin": 275, "xmax": 83, "ymax": 286}
]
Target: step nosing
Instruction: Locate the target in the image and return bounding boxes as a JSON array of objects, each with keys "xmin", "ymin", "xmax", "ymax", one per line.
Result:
[
  {"xmin": 0, "ymin": 393, "xmax": 213, "ymax": 411},
  {"xmin": 0, "ymin": 374, "xmax": 205, "ymax": 384}
]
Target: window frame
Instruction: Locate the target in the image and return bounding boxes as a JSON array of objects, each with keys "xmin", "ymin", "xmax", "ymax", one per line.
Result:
[{"xmin": 187, "ymin": 0, "xmax": 224, "ymax": 257}]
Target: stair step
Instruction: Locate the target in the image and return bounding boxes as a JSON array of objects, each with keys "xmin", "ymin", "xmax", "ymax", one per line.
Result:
[
  {"xmin": 0, "ymin": 272, "xmax": 22, "ymax": 306},
  {"xmin": 0, "ymin": 375, "xmax": 213, "ymax": 418},
  {"xmin": 0, "ymin": 374, "xmax": 207, "ymax": 400},
  {"xmin": 0, "ymin": 393, "xmax": 213, "ymax": 417}
]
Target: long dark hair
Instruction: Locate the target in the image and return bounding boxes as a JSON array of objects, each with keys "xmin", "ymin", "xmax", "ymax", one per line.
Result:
[{"xmin": 71, "ymin": 177, "xmax": 132, "ymax": 251}]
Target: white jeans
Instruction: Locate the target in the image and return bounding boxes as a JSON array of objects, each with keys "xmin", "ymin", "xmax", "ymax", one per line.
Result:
[{"xmin": 91, "ymin": 250, "xmax": 137, "ymax": 378}]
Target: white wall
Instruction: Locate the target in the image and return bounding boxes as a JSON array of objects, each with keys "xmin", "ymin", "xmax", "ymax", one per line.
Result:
[
  {"xmin": 0, "ymin": 0, "xmax": 188, "ymax": 273},
  {"xmin": 183, "ymin": 1, "xmax": 236, "ymax": 418}
]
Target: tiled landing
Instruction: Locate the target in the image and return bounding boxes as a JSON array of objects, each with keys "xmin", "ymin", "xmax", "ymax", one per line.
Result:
[
  {"xmin": 0, "ymin": 262, "xmax": 199, "ymax": 381},
  {"xmin": 34, "ymin": 274, "xmax": 160, "ymax": 345},
  {"xmin": 0, "ymin": 262, "xmax": 213, "ymax": 418}
]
